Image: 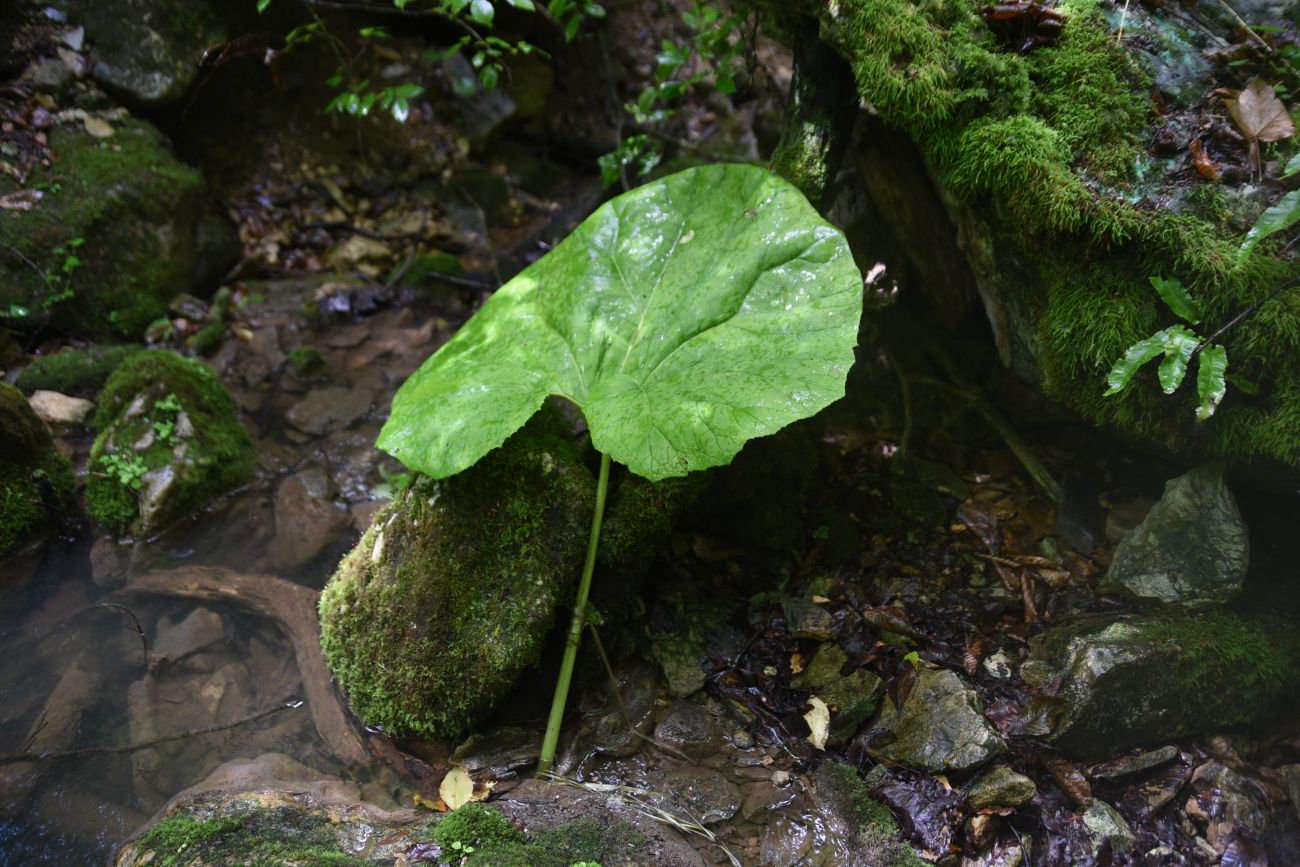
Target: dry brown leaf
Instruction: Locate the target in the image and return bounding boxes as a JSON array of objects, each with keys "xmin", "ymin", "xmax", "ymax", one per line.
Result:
[{"xmin": 1224, "ymin": 77, "xmax": 1296, "ymax": 175}]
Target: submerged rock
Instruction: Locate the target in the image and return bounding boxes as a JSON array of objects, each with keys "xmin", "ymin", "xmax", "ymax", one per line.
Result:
[
  {"xmin": 0, "ymin": 382, "xmax": 76, "ymax": 561},
  {"xmin": 319, "ymin": 409, "xmax": 595, "ymax": 739},
  {"xmin": 1022, "ymin": 613, "xmax": 1300, "ymax": 760},
  {"xmin": 865, "ymin": 666, "xmax": 1005, "ymax": 773},
  {"xmin": 0, "ymin": 120, "xmax": 236, "ymax": 340},
  {"xmin": 86, "ymin": 350, "xmax": 253, "ymax": 538},
  {"xmin": 1099, "ymin": 464, "xmax": 1248, "ymax": 608}
]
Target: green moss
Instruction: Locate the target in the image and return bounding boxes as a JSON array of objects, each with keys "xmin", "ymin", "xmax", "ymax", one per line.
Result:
[
  {"xmin": 319, "ymin": 408, "xmax": 595, "ymax": 739},
  {"xmin": 813, "ymin": 762, "xmax": 927, "ymax": 867},
  {"xmin": 433, "ymin": 804, "xmax": 525, "ymax": 853},
  {"xmin": 14, "ymin": 344, "xmax": 142, "ymax": 395},
  {"xmin": 288, "ymin": 345, "xmax": 327, "ymax": 376},
  {"xmin": 1135, "ymin": 611, "xmax": 1300, "ymax": 698},
  {"xmin": 0, "ymin": 120, "xmax": 204, "ymax": 340},
  {"xmin": 134, "ymin": 811, "xmax": 368, "ymax": 866},
  {"xmin": 86, "ymin": 350, "xmax": 253, "ymax": 536},
  {"xmin": 186, "ymin": 322, "xmax": 225, "ymax": 356},
  {"xmin": 462, "ymin": 816, "xmax": 645, "ymax": 867},
  {"xmin": 0, "ymin": 382, "xmax": 76, "ymax": 558}
]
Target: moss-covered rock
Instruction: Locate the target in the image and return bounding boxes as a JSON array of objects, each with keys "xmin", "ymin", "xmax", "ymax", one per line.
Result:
[
  {"xmin": 86, "ymin": 350, "xmax": 252, "ymax": 537},
  {"xmin": 14, "ymin": 344, "xmax": 141, "ymax": 395},
  {"xmin": 319, "ymin": 409, "xmax": 596, "ymax": 739},
  {"xmin": 770, "ymin": 0, "xmax": 1300, "ymax": 470},
  {"xmin": 0, "ymin": 119, "xmax": 236, "ymax": 340},
  {"xmin": 1022, "ymin": 611, "xmax": 1300, "ymax": 760},
  {"xmin": 809, "ymin": 762, "xmax": 928, "ymax": 867},
  {"xmin": 0, "ymin": 383, "xmax": 76, "ymax": 559}
]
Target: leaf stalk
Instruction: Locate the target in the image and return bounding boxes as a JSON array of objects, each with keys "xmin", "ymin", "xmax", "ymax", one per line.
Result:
[{"xmin": 538, "ymin": 450, "xmax": 611, "ymax": 772}]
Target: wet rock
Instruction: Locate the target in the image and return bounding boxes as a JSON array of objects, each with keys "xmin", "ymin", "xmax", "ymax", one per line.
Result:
[
  {"xmin": 866, "ymin": 665, "xmax": 1006, "ymax": 773},
  {"xmin": 791, "ymin": 644, "xmax": 883, "ymax": 748},
  {"xmin": 1098, "ymin": 464, "xmax": 1248, "ymax": 609},
  {"xmin": 0, "ymin": 382, "xmax": 76, "ymax": 561},
  {"xmin": 650, "ymin": 580, "xmax": 744, "ymax": 698},
  {"xmin": 784, "ymin": 596, "xmax": 838, "ymax": 640},
  {"xmin": 1090, "ymin": 745, "xmax": 1179, "ymax": 780},
  {"xmin": 740, "ymin": 779, "xmax": 798, "ymax": 821},
  {"xmin": 1022, "ymin": 613, "xmax": 1300, "ymax": 760},
  {"xmin": 0, "ymin": 121, "xmax": 232, "ymax": 340},
  {"xmin": 654, "ymin": 700, "xmax": 721, "ymax": 761},
  {"xmin": 1187, "ymin": 761, "xmax": 1270, "ymax": 853},
  {"xmin": 269, "ymin": 465, "xmax": 351, "ymax": 571},
  {"xmin": 78, "ymin": 0, "xmax": 228, "ymax": 106},
  {"xmin": 27, "ymin": 389, "xmax": 94, "ymax": 430},
  {"xmin": 1282, "ymin": 764, "xmax": 1300, "ymax": 822},
  {"xmin": 967, "ymin": 765, "xmax": 1036, "ymax": 809},
  {"xmin": 86, "ymin": 351, "xmax": 253, "ymax": 537},
  {"xmin": 800, "ymin": 761, "xmax": 926, "ymax": 866},
  {"xmin": 649, "ymin": 766, "xmax": 743, "ymax": 824},
  {"xmin": 285, "ymin": 386, "xmax": 373, "ymax": 436},
  {"xmin": 451, "ymin": 726, "xmax": 541, "ymax": 778},
  {"xmin": 1081, "ymin": 800, "xmax": 1135, "ymax": 854},
  {"xmin": 26, "ymin": 58, "xmax": 74, "ymax": 93},
  {"xmin": 560, "ymin": 660, "xmax": 661, "ymax": 770},
  {"xmin": 319, "ymin": 409, "xmax": 595, "ymax": 739}
]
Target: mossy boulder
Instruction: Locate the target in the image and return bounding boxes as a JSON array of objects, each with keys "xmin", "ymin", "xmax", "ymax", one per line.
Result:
[
  {"xmin": 767, "ymin": 0, "xmax": 1300, "ymax": 471},
  {"xmin": 86, "ymin": 350, "xmax": 253, "ymax": 538},
  {"xmin": 14, "ymin": 344, "xmax": 141, "ymax": 396},
  {"xmin": 1022, "ymin": 612, "xmax": 1300, "ymax": 760},
  {"xmin": 62, "ymin": 0, "xmax": 230, "ymax": 106},
  {"xmin": 0, "ymin": 119, "xmax": 238, "ymax": 340},
  {"xmin": 0, "ymin": 383, "xmax": 76, "ymax": 560},
  {"xmin": 319, "ymin": 409, "xmax": 596, "ymax": 740}
]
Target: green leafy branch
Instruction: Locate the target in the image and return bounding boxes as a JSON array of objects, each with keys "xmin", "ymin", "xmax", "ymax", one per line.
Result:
[{"xmin": 100, "ymin": 451, "xmax": 149, "ymax": 491}]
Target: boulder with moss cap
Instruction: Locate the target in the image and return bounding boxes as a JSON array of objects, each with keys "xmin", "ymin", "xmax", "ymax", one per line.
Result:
[
  {"xmin": 86, "ymin": 350, "xmax": 253, "ymax": 539},
  {"xmin": 0, "ymin": 383, "xmax": 76, "ymax": 561}
]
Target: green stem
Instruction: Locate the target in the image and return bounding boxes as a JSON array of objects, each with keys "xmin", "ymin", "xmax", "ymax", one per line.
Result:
[{"xmin": 538, "ymin": 450, "xmax": 611, "ymax": 773}]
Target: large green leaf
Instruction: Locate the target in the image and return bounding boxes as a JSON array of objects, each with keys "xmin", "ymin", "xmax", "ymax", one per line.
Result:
[
  {"xmin": 1240, "ymin": 189, "xmax": 1300, "ymax": 259},
  {"xmin": 378, "ymin": 163, "xmax": 864, "ymax": 481},
  {"xmin": 1105, "ymin": 332, "xmax": 1166, "ymax": 395}
]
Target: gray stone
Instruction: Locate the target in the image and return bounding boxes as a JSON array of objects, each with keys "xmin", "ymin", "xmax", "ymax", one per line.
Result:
[
  {"xmin": 866, "ymin": 666, "xmax": 1005, "ymax": 773},
  {"xmin": 649, "ymin": 766, "xmax": 742, "ymax": 824},
  {"xmin": 1024, "ymin": 614, "xmax": 1299, "ymax": 761},
  {"xmin": 1098, "ymin": 464, "xmax": 1248, "ymax": 609},
  {"xmin": 269, "ymin": 465, "xmax": 350, "ymax": 570},
  {"xmin": 1090, "ymin": 745, "xmax": 1179, "ymax": 780},
  {"xmin": 1082, "ymin": 800, "xmax": 1135, "ymax": 853},
  {"xmin": 79, "ymin": 0, "xmax": 228, "ymax": 106},
  {"xmin": 27, "ymin": 58, "xmax": 73, "ymax": 93},
  {"xmin": 450, "ymin": 726, "xmax": 541, "ymax": 778},
  {"xmin": 284, "ymin": 386, "xmax": 373, "ymax": 436},
  {"xmin": 967, "ymin": 765, "xmax": 1036, "ymax": 809},
  {"xmin": 27, "ymin": 389, "xmax": 94, "ymax": 429},
  {"xmin": 791, "ymin": 644, "xmax": 883, "ymax": 748}
]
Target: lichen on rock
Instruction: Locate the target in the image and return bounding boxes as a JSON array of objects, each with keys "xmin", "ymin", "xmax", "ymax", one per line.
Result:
[{"xmin": 86, "ymin": 349, "xmax": 253, "ymax": 538}]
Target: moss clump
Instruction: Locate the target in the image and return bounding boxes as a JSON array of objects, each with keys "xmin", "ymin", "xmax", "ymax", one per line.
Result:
[
  {"xmin": 14, "ymin": 344, "xmax": 141, "ymax": 395},
  {"xmin": 86, "ymin": 349, "xmax": 252, "ymax": 537},
  {"xmin": 319, "ymin": 408, "xmax": 595, "ymax": 739},
  {"xmin": 1135, "ymin": 611, "xmax": 1300, "ymax": 698},
  {"xmin": 0, "ymin": 382, "xmax": 76, "ymax": 558},
  {"xmin": 0, "ymin": 120, "xmax": 206, "ymax": 340},
  {"xmin": 432, "ymin": 803, "xmax": 525, "ymax": 853},
  {"xmin": 132, "ymin": 811, "xmax": 368, "ymax": 866},
  {"xmin": 288, "ymin": 345, "xmax": 327, "ymax": 376},
  {"xmin": 461, "ymin": 815, "xmax": 646, "ymax": 867},
  {"xmin": 812, "ymin": 762, "xmax": 927, "ymax": 867}
]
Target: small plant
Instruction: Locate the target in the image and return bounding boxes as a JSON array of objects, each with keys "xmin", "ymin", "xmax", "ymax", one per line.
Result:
[
  {"xmin": 100, "ymin": 451, "xmax": 149, "ymax": 491},
  {"xmin": 152, "ymin": 392, "xmax": 184, "ymax": 445},
  {"xmin": 42, "ymin": 237, "xmax": 84, "ymax": 309},
  {"xmin": 448, "ymin": 839, "xmax": 475, "ymax": 856},
  {"xmin": 378, "ymin": 163, "xmax": 864, "ymax": 770}
]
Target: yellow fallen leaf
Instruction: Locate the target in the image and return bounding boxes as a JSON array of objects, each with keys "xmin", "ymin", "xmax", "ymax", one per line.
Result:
[
  {"xmin": 83, "ymin": 116, "xmax": 114, "ymax": 138},
  {"xmin": 804, "ymin": 696, "xmax": 830, "ymax": 750},
  {"xmin": 438, "ymin": 766, "xmax": 494, "ymax": 811}
]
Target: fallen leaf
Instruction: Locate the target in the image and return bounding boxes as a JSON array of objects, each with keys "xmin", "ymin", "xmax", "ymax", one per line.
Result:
[
  {"xmin": 438, "ymin": 766, "xmax": 494, "ymax": 811},
  {"xmin": 1189, "ymin": 139, "xmax": 1219, "ymax": 181},
  {"xmin": 1223, "ymin": 77, "xmax": 1296, "ymax": 175},
  {"xmin": 1042, "ymin": 755, "xmax": 1091, "ymax": 806},
  {"xmin": 804, "ymin": 696, "xmax": 830, "ymax": 750},
  {"xmin": 83, "ymin": 116, "xmax": 114, "ymax": 138}
]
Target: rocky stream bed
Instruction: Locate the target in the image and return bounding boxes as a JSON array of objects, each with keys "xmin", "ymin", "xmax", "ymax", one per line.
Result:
[{"xmin": 3, "ymin": 0, "xmax": 1300, "ymax": 865}]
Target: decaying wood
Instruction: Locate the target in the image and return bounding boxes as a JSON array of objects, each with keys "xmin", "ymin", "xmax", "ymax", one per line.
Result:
[{"xmin": 115, "ymin": 566, "xmax": 370, "ymax": 767}]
